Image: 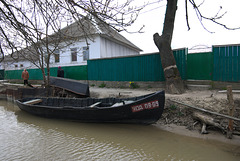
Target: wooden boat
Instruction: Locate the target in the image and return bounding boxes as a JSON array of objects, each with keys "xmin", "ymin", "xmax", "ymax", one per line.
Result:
[{"xmin": 15, "ymin": 91, "xmax": 165, "ymax": 124}]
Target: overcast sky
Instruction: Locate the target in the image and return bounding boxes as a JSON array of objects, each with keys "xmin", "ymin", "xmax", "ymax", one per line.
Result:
[{"xmin": 121, "ymin": 0, "xmax": 240, "ymax": 53}]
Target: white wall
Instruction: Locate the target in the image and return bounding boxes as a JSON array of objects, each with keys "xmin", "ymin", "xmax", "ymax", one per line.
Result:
[
  {"xmin": 89, "ymin": 36, "xmax": 101, "ymax": 59},
  {"xmin": 100, "ymin": 37, "xmax": 139, "ymax": 58},
  {"xmin": 2, "ymin": 60, "xmax": 33, "ymax": 71}
]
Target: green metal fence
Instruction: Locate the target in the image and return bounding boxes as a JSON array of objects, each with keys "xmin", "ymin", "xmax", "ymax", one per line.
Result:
[
  {"xmin": 187, "ymin": 52, "xmax": 213, "ymax": 80},
  {"xmin": 213, "ymin": 45, "xmax": 240, "ymax": 82},
  {"xmin": 4, "ymin": 65, "xmax": 88, "ymax": 80},
  {"xmin": 5, "ymin": 69, "xmax": 23, "ymax": 80},
  {"xmin": 88, "ymin": 54, "xmax": 164, "ymax": 81},
  {"xmin": 63, "ymin": 65, "xmax": 88, "ymax": 80},
  {"xmin": 88, "ymin": 48, "xmax": 187, "ymax": 81},
  {"xmin": 174, "ymin": 48, "xmax": 187, "ymax": 80},
  {"xmin": 4, "ymin": 45, "xmax": 240, "ymax": 82}
]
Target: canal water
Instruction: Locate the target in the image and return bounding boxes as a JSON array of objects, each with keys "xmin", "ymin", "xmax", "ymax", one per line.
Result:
[{"xmin": 0, "ymin": 100, "xmax": 239, "ymax": 161}]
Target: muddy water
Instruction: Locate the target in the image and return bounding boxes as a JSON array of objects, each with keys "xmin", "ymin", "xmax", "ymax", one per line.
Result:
[{"xmin": 0, "ymin": 100, "xmax": 239, "ymax": 161}]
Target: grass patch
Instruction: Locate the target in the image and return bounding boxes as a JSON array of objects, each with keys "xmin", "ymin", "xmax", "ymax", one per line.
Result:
[
  {"xmin": 169, "ymin": 104, "xmax": 177, "ymax": 110},
  {"xmin": 99, "ymin": 82, "xmax": 106, "ymax": 88}
]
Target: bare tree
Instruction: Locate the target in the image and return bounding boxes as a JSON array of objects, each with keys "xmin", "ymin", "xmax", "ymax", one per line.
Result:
[
  {"xmin": 153, "ymin": 0, "xmax": 240, "ymax": 94},
  {"xmin": 0, "ymin": 0, "xmax": 143, "ymax": 86},
  {"xmin": 0, "ymin": 0, "xmax": 71, "ymax": 86}
]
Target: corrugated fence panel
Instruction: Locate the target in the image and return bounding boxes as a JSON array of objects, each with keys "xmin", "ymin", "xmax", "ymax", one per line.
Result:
[
  {"xmin": 63, "ymin": 65, "xmax": 88, "ymax": 80},
  {"xmin": 5, "ymin": 69, "xmax": 23, "ymax": 80},
  {"xmin": 213, "ymin": 45, "xmax": 240, "ymax": 82},
  {"xmin": 88, "ymin": 53, "xmax": 165, "ymax": 81},
  {"xmin": 187, "ymin": 52, "xmax": 213, "ymax": 80},
  {"xmin": 88, "ymin": 48, "xmax": 187, "ymax": 82},
  {"xmin": 173, "ymin": 48, "xmax": 187, "ymax": 80},
  {"xmin": 30, "ymin": 68, "xmax": 44, "ymax": 80},
  {"xmin": 5, "ymin": 68, "xmax": 46, "ymax": 80}
]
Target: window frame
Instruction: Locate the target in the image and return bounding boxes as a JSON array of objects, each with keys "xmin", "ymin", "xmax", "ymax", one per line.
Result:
[
  {"xmin": 54, "ymin": 49, "xmax": 60, "ymax": 63},
  {"xmin": 71, "ymin": 48, "xmax": 77, "ymax": 62}
]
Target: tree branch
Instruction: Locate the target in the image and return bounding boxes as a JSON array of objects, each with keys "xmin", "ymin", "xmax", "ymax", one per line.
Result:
[
  {"xmin": 185, "ymin": 0, "xmax": 190, "ymax": 30},
  {"xmin": 188, "ymin": 0, "xmax": 240, "ymax": 32}
]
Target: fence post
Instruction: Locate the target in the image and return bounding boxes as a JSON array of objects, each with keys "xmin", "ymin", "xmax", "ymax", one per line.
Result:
[{"xmin": 226, "ymin": 85, "xmax": 235, "ymax": 139}]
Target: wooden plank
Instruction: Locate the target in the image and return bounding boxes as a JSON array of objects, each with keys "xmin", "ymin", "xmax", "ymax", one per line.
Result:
[
  {"xmin": 23, "ymin": 99, "xmax": 42, "ymax": 105},
  {"xmin": 170, "ymin": 99, "xmax": 240, "ymax": 122},
  {"xmin": 218, "ymin": 90, "xmax": 240, "ymax": 93}
]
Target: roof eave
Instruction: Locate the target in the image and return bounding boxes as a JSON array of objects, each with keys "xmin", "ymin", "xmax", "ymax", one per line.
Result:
[{"xmin": 99, "ymin": 34, "xmax": 142, "ymax": 52}]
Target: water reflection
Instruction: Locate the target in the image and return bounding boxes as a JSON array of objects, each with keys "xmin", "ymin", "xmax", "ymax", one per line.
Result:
[{"xmin": 0, "ymin": 100, "xmax": 239, "ymax": 161}]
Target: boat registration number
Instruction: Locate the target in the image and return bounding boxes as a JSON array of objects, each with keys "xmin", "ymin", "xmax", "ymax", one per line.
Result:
[{"xmin": 131, "ymin": 100, "xmax": 159, "ymax": 112}]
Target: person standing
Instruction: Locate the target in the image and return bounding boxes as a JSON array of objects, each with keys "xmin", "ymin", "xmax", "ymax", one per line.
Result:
[
  {"xmin": 21, "ymin": 69, "xmax": 29, "ymax": 85},
  {"xmin": 57, "ymin": 66, "xmax": 64, "ymax": 78}
]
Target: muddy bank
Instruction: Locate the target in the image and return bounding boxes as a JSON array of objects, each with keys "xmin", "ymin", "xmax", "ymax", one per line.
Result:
[{"xmin": 90, "ymin": 87, "xmax": 240, "ymax": 145}]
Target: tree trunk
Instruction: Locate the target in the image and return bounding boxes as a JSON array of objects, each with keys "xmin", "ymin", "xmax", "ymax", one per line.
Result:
[{"xmin": 153, "ymin": 0, "xmax": 185, "ymax": 94}]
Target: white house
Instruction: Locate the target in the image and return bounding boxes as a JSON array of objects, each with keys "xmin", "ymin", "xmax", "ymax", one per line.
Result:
[
  {"xmin": 0, "ymin": 53, "xmax": 34, "ymax": 70},
  {"xmin": 2, "ymin": 17, "xmax": 142, "ymax": 70}
]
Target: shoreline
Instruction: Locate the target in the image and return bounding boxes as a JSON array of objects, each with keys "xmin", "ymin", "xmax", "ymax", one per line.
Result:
[
  {"xmin": 90, "ymin": 87, "xmax": 240, "ymax": 146},
  {"xmin": 153, "ymin": 123, "xmax": 240, "ymax": 146}
]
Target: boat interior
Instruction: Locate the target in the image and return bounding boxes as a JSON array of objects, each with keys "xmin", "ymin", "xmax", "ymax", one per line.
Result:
[{"xmin": 20, "ymin": 92, "xmax": 155, "ymax": 108}]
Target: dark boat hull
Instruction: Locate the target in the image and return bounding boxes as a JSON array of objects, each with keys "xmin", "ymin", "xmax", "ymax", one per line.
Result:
[{"xmin": 16, "ymin": 91, "xmax": 165, "ymax": 124}]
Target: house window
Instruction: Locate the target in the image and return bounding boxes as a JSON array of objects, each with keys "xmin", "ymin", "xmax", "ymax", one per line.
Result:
[
  {"xmin": 71, "ymin": 48, "xmax": 77, "ymax": 62},
  {"xmin": 15, "ymin": 64, "xmax": 18, "ymax": 68},
  {"xmin": 54, "ymin": 50, "xmax": 60, "ymax": 63},
  {"xmin": 20, "ymin": 64, "xmax": 23, "ymax": 67},
  {"xmin": 83, "ymin": 46, "xmax": 89, "ymax": 61}
]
